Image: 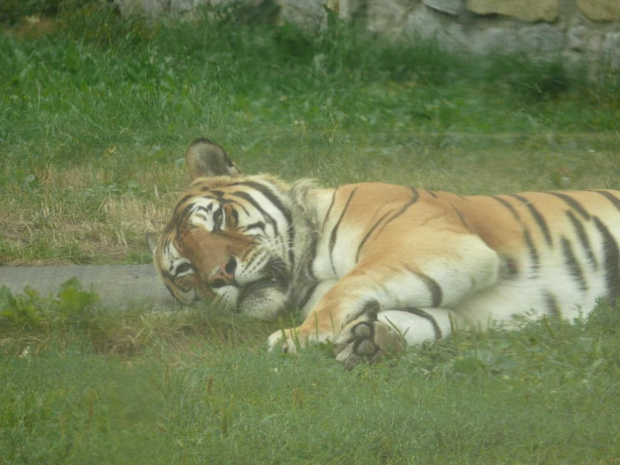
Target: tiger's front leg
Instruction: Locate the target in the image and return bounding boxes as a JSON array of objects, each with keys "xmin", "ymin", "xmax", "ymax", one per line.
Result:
[
  {"xmin": 268, "ymin": 237, "xmax": 500, "ymax": 358},
  {"xmin": 333, "ymin": 306, "xmax": 455, "ymax": 369}
]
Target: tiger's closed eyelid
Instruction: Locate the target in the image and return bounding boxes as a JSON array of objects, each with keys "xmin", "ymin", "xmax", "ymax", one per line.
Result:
[
  {"xmin": 213, "ymin": 208, "xmax": 225, "ymax": 231},
  {"xmin": 176, "ymin": 263, "xmax": 193, "ymax": 274}
]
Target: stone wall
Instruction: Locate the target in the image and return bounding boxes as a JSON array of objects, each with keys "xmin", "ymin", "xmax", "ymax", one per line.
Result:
[{"xmin": 114, "ymin": 0, "xmax": 620, "ymax": 76}]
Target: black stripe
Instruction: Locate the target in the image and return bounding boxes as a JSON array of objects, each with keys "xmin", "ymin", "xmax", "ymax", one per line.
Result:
[
  {"xmin": 355, "ymin": 210, "xmax": 393, "ymax": 262},
  {"xmin": 329, "ymin": 188, "xmax": 358, "ymax": 276},
  {"xmin": 161, "ymin": 268, "xmax": 176, "ymax": 282},
  {"xmin": 560, "ymin": 236, "xmax": 588, "ymax": 291},
  {"xmin": 177, "ymin": 202, "xmax": 196, "ymax": 223},
  {"xmin": 305, "ymin": 229, "xmax": 319, "ymax": 281},
  {"xmin": 221, "ymin": 198, "xmax": 250, "ymax": 215},
  {"xmin": 196, "ymin": 205, "xmax": 213, "ymax": 216},
  {"xmin": 450, "ymin": 204, "xmax": 470, "ymax": 231},
  {"xmin": 197, "ymin": 194, "xmax": 219, "ymax": 201},
  {"xmin": 402, "ymin": 308, "xmax": 443, "ymax": 340},
  {"xmin": 510, "ymin": 194, "xmax": 553, "ymax": 247},
  {"xmin": 297, "ymin": 282, "xmax": 318, "ymax": 310},
  {"xmin": 228, "ymin": 180, "xmax": 295, "ymax": 267},
  {"xmin": 565, "ymin": 210, "xmax": 598, "ymax": 270},
  {"xmin": 287, "ymin": 225, "xmax": 296, "ymax": 271},
  {"xmin": 374, "ymin": 188, "xmax": 420, "ymax": 238},
  {"xmin": 229, "ymin": 181, "xmax": 292, "ymax": 225},
  {"xmin": 547, "ymin": 192, "xmax": 591, "ymax": 219},
  {"xmin": 230, "ymin": 191, "xmax": 279, "ymax": 236},
  {"xmin": 162, "ymin": 268, "xmax": 193, "ymax": 296},
  {"xmin": 491, "ymin": 196, "xmax": 540, "ymax": 275},
  {"xmin": 175, "ymin": 194, "xmax": 195, "ymax": 209},
  {"xmin": 176, "ymin": 200, "xmax": 214, "ymax": 224},
  {"xmin": 241, "ymin": 221, "xmax": 266, "ymax": 232},
  {"xmin": 544, "ymin": 292, "xmax": 561, "ymax": 318},
  {"xmin": 232, "ymin": 190, "xmax": 295, "ymax": 267},
  {"xmin": 523, "ymin": 229, "xmax": 540, "ymax": 275},
  {"xmin": 405, "ymin": 266, "xmax": 442, "ymax": 307},
  {"xmin": 163, "ymin": 281, "xmax": 178, "ymax": 301},
  {"xmin": 419, "ymin": 273, "xmax": 443, "ymax": 307},
  {"xmin": 322, "ymin": 189, "xmax": 338, "ymax": 231},
  {"xmin": 491, "ymin": 195, "xmax": 521, "ymax": 220},
  {"xmin": 343, "ymin": 300, "xmax": 380, "ymax": 327},
  {"xmin": 591, "ymin": 190, "xmax": 620, "ymax": 213},
  {"xmin": 592, "ymin": 216, "xmax": 620, "ymax": 301},
  {"xmin": 426, "ymin": 190, "xmax": 438, "ymax": 198}
]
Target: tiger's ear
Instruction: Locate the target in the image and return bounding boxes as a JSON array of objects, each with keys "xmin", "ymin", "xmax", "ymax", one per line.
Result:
[
  {"xmin": 186, "ymin": 138, "xmax": 241, "ymax": 180},
  {"xmin": 145, "ymin": 232, "xmax": 159, "ymax": 255}
]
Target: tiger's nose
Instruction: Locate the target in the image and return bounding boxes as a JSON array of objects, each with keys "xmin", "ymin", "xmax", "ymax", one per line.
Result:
[{"xmin": 209, "ymin": 256, "xmax": 237, "ymax": 288}]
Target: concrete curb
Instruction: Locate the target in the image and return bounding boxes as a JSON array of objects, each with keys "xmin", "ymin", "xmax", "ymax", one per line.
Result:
[{"xmin": 0, "ymin": 265, "xmax": 176, "ymax": 310}]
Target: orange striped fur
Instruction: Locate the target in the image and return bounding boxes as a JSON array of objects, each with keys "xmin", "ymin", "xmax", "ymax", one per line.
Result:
[{"xmin": 148, "ymin": 139, "xmax": 620, "ymax": 367}]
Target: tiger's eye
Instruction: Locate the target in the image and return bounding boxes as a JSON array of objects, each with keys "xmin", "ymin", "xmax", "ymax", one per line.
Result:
[
  {"xmin": 176, "ymin": 263, "xmax": 192, "ymax": 274},
  {"xmin": 213, "ymin": 208, "xmax": 224, "ymax": 230}
]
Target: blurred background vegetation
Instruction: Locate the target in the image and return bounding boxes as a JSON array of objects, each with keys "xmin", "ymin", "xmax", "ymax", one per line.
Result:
[{"xmin": 1, "ymin": 0, "xmax": 617, "ymax": 266}]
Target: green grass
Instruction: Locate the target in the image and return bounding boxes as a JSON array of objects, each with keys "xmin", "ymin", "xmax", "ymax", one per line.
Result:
[
  {"xmin": 1, "ymin": 3, "xmax": 620, "ymax": 463},
  {"xmin": 1, "ymin": 284, "xmax": 620, "ymax": 464}
]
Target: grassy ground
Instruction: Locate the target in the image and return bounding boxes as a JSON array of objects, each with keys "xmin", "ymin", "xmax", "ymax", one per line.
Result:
[
  {"xmin": 2, "ymin": 288, "xmax": 620, "ymax": 464},
  {"xmin": 1, "ymin": 2, "xmax": 620, "ymax": 464}
]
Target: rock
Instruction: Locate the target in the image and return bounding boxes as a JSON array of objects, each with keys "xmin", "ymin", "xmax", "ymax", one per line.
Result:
[
  {"xmin": 405, "ymin": 7, "xmax": 445, "ymax": 41},
  {"xmin": 470, "ymin": 27, "xmax": 519, "ymax": 55},
  {"xmin": 278, "ymin": 0, "xmax": 326, "ymax": 28},
  {"xmin": 114, "ymin": 0, "xmax": 168, "ymax": 17},
  {"xmin": 603, "ymin": 32, "xmax": 620, "ymax": 69},
  {"xmin": 111, "ymin": 0, "xmax": 619, "ymax": 79},
  {"xmin": 368, "ymin": 0, "xmax": 419, "ymax": 34},
  {"xmin": 519, "ymin": 24, "xmax": 565, "ymax": 60},
  {"xmin": 170, "ymin": 0, "xmax": 204, "ymax": 15},
  {"xmin": 564, "ymin": 25, "xmax": 604, "ymax": 76},
  {"xmin": 444, "ymin": 22, "xmax": 468, "ymax": 49},
  {"xmin": 567, "ymin": 24, "xmax": 589, "ymax": 51},
  {"xmin": 423, "ymin": 0, "xmax": 463, "ymax": 16},
  {"xmin": 467, "ymin": 0, "xmax": 559, "ymax": 22},
  {"xmin": 578, "ymin": 0, "xmax": 620, "ymax": 22},
  {"xmin": 336, "ymin": 0, "xmax": 365, "ymax": 20}
]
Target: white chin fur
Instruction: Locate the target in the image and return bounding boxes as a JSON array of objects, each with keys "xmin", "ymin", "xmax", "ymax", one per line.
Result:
[{"xmin": 238, "ymin": 287, "xmax": 288, "ymax": 321}]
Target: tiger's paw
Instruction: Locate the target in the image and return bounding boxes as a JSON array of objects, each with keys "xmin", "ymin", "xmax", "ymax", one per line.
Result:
[
  {"xmin": 268, "ymin": 327, "xmax": 326, "ymax": 354},
  {"xmin": 268, "ymin": 327, "xmax": 302, "ymax": 353},
  {"xmin": 334, "ymin": 318, "xmax": 404, "ymax": 370}
]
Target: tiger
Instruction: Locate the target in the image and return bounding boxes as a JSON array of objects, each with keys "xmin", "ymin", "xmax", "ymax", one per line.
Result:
[{"xmin": 147, "ymin": 138, "xmax": 620, "ymax": 369}]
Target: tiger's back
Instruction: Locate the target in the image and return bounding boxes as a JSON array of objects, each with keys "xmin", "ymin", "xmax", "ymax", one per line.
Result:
[
  {"xmin": 421, "ymin": 188, "xmax": 618, "ymax": 325},
  {"xmin": 300, "ymin": 184, "xmax": 619, "ymax": 329}
]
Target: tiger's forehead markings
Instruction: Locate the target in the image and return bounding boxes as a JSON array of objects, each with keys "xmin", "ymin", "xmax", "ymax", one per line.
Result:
[
  {"xmin": 228, "ymin": 181, "xmax": 292, "ymax": 224},
  {"xmin": 175, "ymin": 197, "xmax": 218, "ymax": 222},
  {"xmin": 226, "ymin": 180, "xmax": 296, "ymax": 267},
  {"xmin": 231, "ymin": 191, "xmax": 281, "ymax": 245},
  {"xmin": 196, "ymin": 203, "xmax": 214, "ymax": 213}
]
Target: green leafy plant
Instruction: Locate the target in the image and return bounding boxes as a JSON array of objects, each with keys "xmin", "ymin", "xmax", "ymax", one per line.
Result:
[{"xmin": 0, "ymin": 277, "xmax": 98, "ymax": 330}]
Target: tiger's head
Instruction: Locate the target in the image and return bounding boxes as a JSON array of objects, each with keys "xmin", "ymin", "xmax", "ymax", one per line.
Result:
[{"xmin": 147, "ymin": 139, "xmax": 295, "ymax": 320}]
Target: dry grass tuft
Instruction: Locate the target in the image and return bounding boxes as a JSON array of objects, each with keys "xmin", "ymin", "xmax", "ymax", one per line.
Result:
[{"xmin": 0, "ymin": 164, "xmax": 184, "ymax": 265}]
